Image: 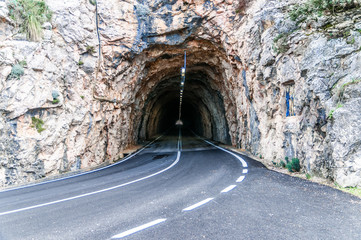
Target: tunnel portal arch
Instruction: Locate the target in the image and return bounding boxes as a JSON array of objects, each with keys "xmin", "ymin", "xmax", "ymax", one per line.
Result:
[{"xmin": 132, "ymin": 40, "xmax": 236, "ymax": 145}]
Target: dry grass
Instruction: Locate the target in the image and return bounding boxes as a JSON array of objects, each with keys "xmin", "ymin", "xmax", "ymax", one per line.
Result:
[
  {"xmin": 336, "ymin": 186, "xmax": 361, "ymax": 198},
  {"xmin": 7, "ymin": 0, "xmax": 52, "ymax": 41}
]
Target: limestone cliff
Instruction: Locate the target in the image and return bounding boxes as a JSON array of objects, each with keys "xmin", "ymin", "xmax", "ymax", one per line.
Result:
[{"xmin": 0, "ymin": 0, "xmax": 360, "ymax": 188}]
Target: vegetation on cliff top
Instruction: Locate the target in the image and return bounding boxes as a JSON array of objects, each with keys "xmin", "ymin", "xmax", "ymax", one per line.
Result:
[
  {"xmin": 289, "ymin": 0, "xmax": 361, "ymax": 23},
  {"xmin": 7, "ymin": 0, "xmax": 52, "ymax": 41}
]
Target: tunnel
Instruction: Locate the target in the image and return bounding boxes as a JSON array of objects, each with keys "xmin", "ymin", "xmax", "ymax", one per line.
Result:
[{"xmin": 135, "ymin": 42, "xmax": 234, "ymax": 145}]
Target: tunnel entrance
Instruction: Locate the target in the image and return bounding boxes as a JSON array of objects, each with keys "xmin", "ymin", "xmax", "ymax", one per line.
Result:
[
  {"xmin": 127, "ymin": 40, "xmax": 239, "ymax": 146},
  {"xmin": 135, "ymin": 42, "xmax": 234, "ymax": 145}
]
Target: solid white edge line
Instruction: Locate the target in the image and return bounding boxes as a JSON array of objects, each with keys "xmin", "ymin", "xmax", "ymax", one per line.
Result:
[
  {"xmin": 204, "ymin": 140, "xmax": 248, "ymax": 168},
  {"xmin": 0, "ymin": 152, "xmax": 182, "ymax": 216},
  {"xmin": 236, "ymin": 176, "xmax": 245, "ymax": 183},
  {"xmin": 0, "ymin": 135, "xmax": 164, "ymax": 193},
  {"xmin": 242, "ymin": 169, "xmax": 248, "ymax": 174},
  {"xmin": 221, "ymin": 185, "xmax": 237, "ymax": 193},
  {"xmin": 111, "ymin": 218, "xmax": 167, "ymax": 239},
  {"xmin": 183, "ymin": 198, "xmax": 214, "ymax": 211}
]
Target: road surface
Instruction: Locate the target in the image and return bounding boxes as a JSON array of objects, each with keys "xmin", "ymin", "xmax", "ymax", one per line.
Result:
[{"xmin": 1, "ymin": 130, "xmax": 361, "ymax": 239}]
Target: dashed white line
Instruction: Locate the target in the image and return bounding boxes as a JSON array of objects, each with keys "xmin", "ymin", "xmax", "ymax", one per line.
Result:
[
  {"xmin": 221, "ymin": 185, "xmax": 237, "ymax": 193},
  {"xmin": 111, "ymin": 218, "xmax": 167, "ymax": 239},
  {"xmin": 183, "ymin": 198, "xmax": 214, "ymax": 211},
  {"xmin": 236, "ymin": 176, "xmax": 245, "ymax": 183},
  {"xmin": 0, "ymin": 151, "xmax": 182, "ymax": 216},
  {"xmin": 242, "ymin": 169, "xmax": 248, "ymax": 174}
]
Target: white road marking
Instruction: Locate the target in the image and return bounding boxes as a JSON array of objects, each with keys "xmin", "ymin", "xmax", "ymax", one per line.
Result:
[
  {"xmin": 0, "ymin": 151, "xmax": 181, "ymax": 216},
  {"xmin": 221, "ymin": 185, "xmax": 237, "ymax": 193},
  {"xmin": 183, "ymin": 198, "xmax": 214, "ymax": 211},
  {"xmin": 203, "ymin": 140, "xmax": 248, "ymax": 168},
  {"xmin": 236, "ymin": 176, "xmax": 245, "ymax": 183},
  {"xmin": 243, "ymin": 169, "xmax": 248, "ymax": 174},
  {"xmin": 0, "ymin": 135, "xmax": 163, "ymax": 193},
  {"xmin": 178, "ymin": 128, "xmax": 182, "ymax": 151},
  {"xmin": 111, "ymin": 218, "xmax": 167, "ymax": 239}
]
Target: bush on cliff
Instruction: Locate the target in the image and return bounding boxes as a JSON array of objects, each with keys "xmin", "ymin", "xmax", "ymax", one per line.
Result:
[
  {"xmin": 289, "ymin": 0, "xmax": 361, "ymax": 22},
  {"xmin": 8, "ymin": 0, "xmax": 52, "ymax": 41},
  {"xmin": 286, "ymin": 158, "xmax": 301, "ymax": 172},
  {"xmin": 8, "ymin": 64, "xmax": 24, "ymax": 80},
  {"xmin": 31, "ymin": 117, "xmax": 45, "ymax": 133}
]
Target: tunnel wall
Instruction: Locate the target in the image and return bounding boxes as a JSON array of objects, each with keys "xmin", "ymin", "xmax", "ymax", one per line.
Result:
[{"xmin": 1, "ymin": 0, "xmax": 361, "ymax": 188}]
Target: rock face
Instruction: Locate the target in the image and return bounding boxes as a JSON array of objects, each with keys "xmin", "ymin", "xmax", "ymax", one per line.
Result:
[{"xmin": 0, "ymin": 0, "xmax": 360, "ymax": 188}]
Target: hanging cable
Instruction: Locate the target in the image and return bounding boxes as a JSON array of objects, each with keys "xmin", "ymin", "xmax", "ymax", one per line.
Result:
[{"xmin": 176, "ymin": 51, "xmax": 186, "ymax": 126}]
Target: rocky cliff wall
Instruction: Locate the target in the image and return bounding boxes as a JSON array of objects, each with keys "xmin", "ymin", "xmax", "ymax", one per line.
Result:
[{"xmin": 0, "ymin": 0, "xmax": 360, "ymax": 188}]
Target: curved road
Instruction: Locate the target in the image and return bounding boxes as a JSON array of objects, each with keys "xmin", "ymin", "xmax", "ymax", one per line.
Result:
[{"xmin": 0, "ymin": 130, "xmax": 361, "ymax": 240}]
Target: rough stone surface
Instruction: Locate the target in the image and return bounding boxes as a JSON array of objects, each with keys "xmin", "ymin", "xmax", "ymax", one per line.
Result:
[{"xmin": 0, "ymin": 0, "xmax": 361, "ymax": 188}]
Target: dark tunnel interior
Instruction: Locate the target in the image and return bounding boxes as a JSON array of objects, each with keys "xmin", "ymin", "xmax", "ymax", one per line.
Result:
[
  {"xmin": 137, "ymin": 68, "xmax": 232, "ymax": 144},
  {"xmin": 157, "ymin": 96, "xmax": 204, "ymax": 136}
]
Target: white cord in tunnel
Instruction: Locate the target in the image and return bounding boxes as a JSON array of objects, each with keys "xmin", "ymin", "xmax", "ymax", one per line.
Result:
[{"xmin": 177, "ymin": 51, "xmax": 186, "ymax": 126}]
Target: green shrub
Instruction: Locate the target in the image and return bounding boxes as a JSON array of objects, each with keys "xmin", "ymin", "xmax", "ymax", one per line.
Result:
[
  {"xmin": 31, "ymin": 117, "xmax": 45, "ymax": 133},
  {"xmin": 289, "ymin": 0, "xmax": 360, "ymax": 23},
  {"xmin": 272, "ymin": 160, "xmax": 286, "ymax": 168},
  {"xmin": 306, "ymin": 173, "xmax": 312, "ymax": 179},
  {"xmin": 337, "ymin": 78, "xmax": 361, "ymax": 100},
  {"xmin": 89, "ymin": 0, "xmax": 96, "ymax": 6},
  {"xmin": 347, "ymin": 37, "xmax": 355, "ymax": 44},
  {"xmin": 286, "ymin": 158, "xmax": 301, "ymax": 172},
  {"xmin": 8, "ymin": 64, "xmax": 24, "ymax": 79},
  {"xmin": 19, "ymin": 60, "xmax": 27, "ymax": 67},
  {"xmin": 327, "ymin": 109, "xmax": 335, "ymax": 119},
  {"xmin": 328, "ymin": 102, "xmax": 343, "ymax": 119},
  {"xmin": 7, "ymin": 0, "xmax": 52, "ymax": 41},
  {"xmin": 289, "ymin": 3, "xmax": 311, "ymax": 22},
  {"xmin": 78, "ymin": 60, "xmax": 84, "ymax": 66},
  {"xmin": 86, "ymin": 45, "xmax": 96, "ymax": 54},
  {"xmin": 280, "ymin": 160, "xmax": 286, "ymax": 168},
  {"xmin": 273, "ymin": 33, "xmax": 291, "ymax": 54},
  {"xmin": 51, "ymin": 90, "xmax": 60, "ymax": 104}
]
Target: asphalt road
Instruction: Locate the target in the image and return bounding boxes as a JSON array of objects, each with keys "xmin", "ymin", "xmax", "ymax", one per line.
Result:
[{"xmin": 0, "ymin": 130, "xmax": 361, "ymax": 240}]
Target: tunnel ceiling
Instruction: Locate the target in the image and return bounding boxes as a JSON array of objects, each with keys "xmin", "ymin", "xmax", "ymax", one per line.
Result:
[{"xmin": 132, "ymin": 40, "xmax": 236, "ymax": 144}]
